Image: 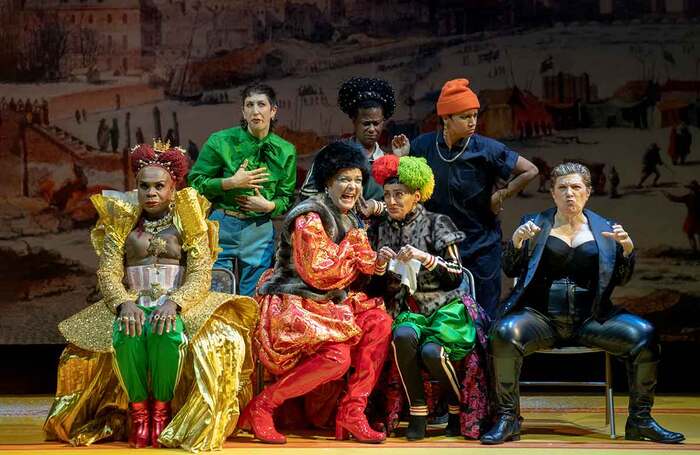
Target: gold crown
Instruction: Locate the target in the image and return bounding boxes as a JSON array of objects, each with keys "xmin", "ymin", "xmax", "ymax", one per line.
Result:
[
  {"xmin": 150, "ymin": 139, "xmax": 187, "ymax": 156},
  {"xmin": 153, "ymin": 138, "xmax": 171, "ymax": 153}
]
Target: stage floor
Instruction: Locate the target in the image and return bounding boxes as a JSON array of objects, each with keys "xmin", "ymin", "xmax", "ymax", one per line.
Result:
[{"xmin": 1, "ymin": 394, "xmax": 698, "ymax": 454}]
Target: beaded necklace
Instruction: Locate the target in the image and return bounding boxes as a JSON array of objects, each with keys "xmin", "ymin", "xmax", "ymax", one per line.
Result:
[
  {"xmin": 143, "ymin": 210, "xmax": 173, "ymax": 236},
  {"xmin": 143, "ymin": 210, "xmax": 174, "ymax": 266}
]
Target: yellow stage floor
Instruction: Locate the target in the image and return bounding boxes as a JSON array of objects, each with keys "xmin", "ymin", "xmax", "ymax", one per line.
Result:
[{"xmin": 1, "ymin": 394, "xmax": 699, "ymax": 454}]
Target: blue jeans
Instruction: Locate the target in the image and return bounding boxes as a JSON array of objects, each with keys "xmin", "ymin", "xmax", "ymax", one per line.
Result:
[{"xmin": 209, "ymin": 210, "xmax": 275, "ymax": 296}]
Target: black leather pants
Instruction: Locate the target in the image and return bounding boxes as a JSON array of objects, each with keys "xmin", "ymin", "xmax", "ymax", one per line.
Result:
[{"xmin": 489, "ymin": 306, "xmax": 659, "ymax": 418}]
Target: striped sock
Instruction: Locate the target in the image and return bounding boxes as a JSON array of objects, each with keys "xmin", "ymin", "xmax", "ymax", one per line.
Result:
[{"xmin": 409, "ymin": 405, "xmax": 429, "ymax": 416}]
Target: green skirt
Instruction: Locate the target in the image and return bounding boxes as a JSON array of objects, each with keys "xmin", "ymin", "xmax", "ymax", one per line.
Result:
[{"xmin": 393, "ymin": 298, "xmax": 476, "ymax": 361}]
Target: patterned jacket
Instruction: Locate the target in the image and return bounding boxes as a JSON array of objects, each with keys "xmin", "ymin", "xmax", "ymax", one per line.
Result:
[
  {"xmin": 367, "ymin": 205, "xmax": 466, "ymax": 317},
  {"xmin": 258, "ymin": 193, "xmax": 372, "ymax": 302}
]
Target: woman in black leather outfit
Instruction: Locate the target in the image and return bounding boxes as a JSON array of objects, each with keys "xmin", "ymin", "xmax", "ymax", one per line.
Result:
[{"xmin": 480, "ymin": 162, "xmax": 685, "ymax": 445}]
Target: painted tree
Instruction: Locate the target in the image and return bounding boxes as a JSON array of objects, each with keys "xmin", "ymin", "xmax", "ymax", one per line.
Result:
[
  {"xmin": 19, "ymin": 12, "xmax": 69, "ymax": 80},
  {"xmin": 78, "ymin": 27, "xmax": 99, "ymax": 71}
]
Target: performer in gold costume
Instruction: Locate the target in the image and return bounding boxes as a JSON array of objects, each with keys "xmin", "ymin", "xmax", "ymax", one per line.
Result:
[{"xmin": 44, "ymin": 141, "xmax": 258, "ymax": 451}]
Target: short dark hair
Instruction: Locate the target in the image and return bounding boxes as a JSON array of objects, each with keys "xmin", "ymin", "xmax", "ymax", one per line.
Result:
[
  {"xmin": 240, "ymin": 83, "xmax": 278, "ymax": 130},
  {"xmin": 550, "ymin": 162, "xmax": 592, "ymax": 190},
  {"xmin": 240, "ymin": 83, "xmax": 277, "ymax": 106}
]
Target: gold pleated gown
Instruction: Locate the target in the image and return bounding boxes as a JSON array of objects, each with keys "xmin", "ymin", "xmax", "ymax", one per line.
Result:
[{"xmin": 43, "ymin": 188, "xmax": 258, "ymax": 452}]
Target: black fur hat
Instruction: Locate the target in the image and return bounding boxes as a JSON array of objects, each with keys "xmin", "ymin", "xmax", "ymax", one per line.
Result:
[
  {"xmin": 313, "ymin": 141, "xmax": 369, "ymax": 191},
  {"xmin": 338, "ymin": 77, "xmax": 396, "ymax": 119}
]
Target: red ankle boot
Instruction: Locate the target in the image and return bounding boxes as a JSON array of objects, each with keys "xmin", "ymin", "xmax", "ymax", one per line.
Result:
[
  {"xmin": 335, "ymin": 406, "xmax": 386, "ymax": 443},
  {"xmin": 151, "ymin": 400, "xmax": 172, "ymax": 448},
  {"xmin": 239, "ymin": 394, "xmax": 286, "ymax": 444},
  {"xmin": 128, "ymin": 401, "xmax": 150, "ymax": 448}
]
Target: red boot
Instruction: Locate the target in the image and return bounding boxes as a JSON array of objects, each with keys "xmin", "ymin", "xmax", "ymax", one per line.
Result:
[
  {"xmin": 151, "ymin": 400, "xmax": 172, "ymax": 448},
  {"xmin": 239, "ymin": 392, "xmax": 286, "ymax": 444},
  {"xmin": 383, "ymin": 362, "xmax": 406, "ymax": 436},
  {"xmin": 240, "ymin": 342, "xmax": 351, "ymax": 444},
  {"xmin": 128, "ymin": 401, "xmax": 150, "ymax": 448},
  {"xmin": 336, "ymin": 309, "xmax": 391, "ymax": 443},
  {"xmin": 336, "ymin": 406, "xmax": 387, "ymax": 443}
]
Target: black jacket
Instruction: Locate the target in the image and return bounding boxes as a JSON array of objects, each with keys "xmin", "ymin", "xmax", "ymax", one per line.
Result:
[{"xmin": 498, "ymin": 207, "xmax": 635, "ymax": 321}]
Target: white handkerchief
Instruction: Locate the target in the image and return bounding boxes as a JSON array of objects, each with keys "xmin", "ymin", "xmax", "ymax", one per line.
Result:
[{"xmin": 388, "ymin": 258, "xmax": 422, "ymax": 295}]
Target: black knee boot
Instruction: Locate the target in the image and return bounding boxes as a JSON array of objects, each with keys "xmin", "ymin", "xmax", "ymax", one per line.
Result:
[
  {"xmin": 480, "ymin": 354, "xmax": 522, "ymax": 445},
  {"xmin": 625, "ymin": 360, "xmax": 685, "ymax": 443}
]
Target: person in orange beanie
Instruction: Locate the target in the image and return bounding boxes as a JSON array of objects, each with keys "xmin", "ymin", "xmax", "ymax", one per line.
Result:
[{"xmin": 392, "ymin": 78, "xmax": 538, "ymax": 319}]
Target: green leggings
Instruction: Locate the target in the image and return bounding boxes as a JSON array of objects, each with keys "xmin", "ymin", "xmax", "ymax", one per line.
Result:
[{"xmin": 112, "ymin": 305, "xmax": 187, "ymax": 403}]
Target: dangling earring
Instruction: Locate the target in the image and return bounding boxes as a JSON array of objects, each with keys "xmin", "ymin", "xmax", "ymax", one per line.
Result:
[
  {"xmin": 169, "ymin": 200, "xmax": 175, "ymax": 211},
  {"xmin": 324, "ymin": 187, "xmax": 330, "ymax": 196}
]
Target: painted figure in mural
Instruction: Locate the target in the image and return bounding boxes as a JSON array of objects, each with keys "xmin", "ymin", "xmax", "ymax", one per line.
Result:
[
  {"xmin": 664, "ymin": 180, "xmax": 700, "ymax": 252},
  {"xmin": 241, "ymin": 141, "xmax": 391, "ymax": 444},
  {"xmin": 189, "ymin": 83, "xmax": 297, "ymax": 296},
  {"xmin": 637, "ymin": 142, "xmax": 664, "ymax": 188},
  {"xmin": 44, "ymin": 141, "xmax": 258, "ymax": 451},
  {"xmin": 481, "ymin": 162, "xmax": 685, "ymax": 445},
  {"xmin": 676, "ymin": 121, "xmax": 692, "ymax": 165},
  {"xmin": 609, "ymin": 165, "xmax": 620, "ymax": 199},
  {"xmin": 393, "ymin": 78, "xmax": 538, "ymax": 318},
  {"xmin": 24, "ymin": 98, "xmax": 32, "ymax": 124},
  {"xmin": 186, "ymin": 139, "xmax": 199, "ymax": 162},
  {"xmin": 667, "ymin": 125, "xmax": 678, "ymax": 165},
  {"xmin": 301, "ymin": 77, "xmax": 396, "ymax": 217},
  {"xmin": 41, "ymin": 99, "xmax": 49, "ymax": 125},
  {"xmin": 367, "ymin": 155, "xmax": 490, "ymax": 440},
  {"xmin": 97, "ymin": 118, "xmax": 110, "ymax": 152},
  {"xmin": 110, "ymin": 118, "xmax": 120, "ymax": 153},
  {"xmin": 136, "ymin": 126, "xmax": 145, "ymax": 145},
  {"xmin": 164, "ymin": 128, "xmax": 176, "ymax": 147}
]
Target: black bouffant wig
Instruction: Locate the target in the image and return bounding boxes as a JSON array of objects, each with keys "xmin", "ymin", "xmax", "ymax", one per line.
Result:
[
  {"xmin": 338, "ymin": 77, "xmax": 396, "ymax": 120},
  {"xmin": 312, "ymin": 140, "xmax": 369, "ymax": 191}
]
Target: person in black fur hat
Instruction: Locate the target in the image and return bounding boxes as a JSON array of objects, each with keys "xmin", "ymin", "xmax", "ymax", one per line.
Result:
[
  {"xmin": 241, "ymin": 141, "xmax": 392, "ymax": 445},
  {"xmin": 301, "ymin": 77, "xmax": 397, "ymax": 215}
]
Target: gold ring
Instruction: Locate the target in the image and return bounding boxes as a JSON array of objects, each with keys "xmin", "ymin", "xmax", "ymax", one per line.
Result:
[
  {"xmin": 168, "ymin": 315, "xmax": 176, "ymax": 321},
  {"xmin": 153, "ymin": 315, "xmax": 161, "ymax": 321}
]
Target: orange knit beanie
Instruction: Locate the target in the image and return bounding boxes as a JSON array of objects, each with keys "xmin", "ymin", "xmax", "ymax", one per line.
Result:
[{"xmin": 436, "ymin": 78, "xmax": 480, "ymax": 116}]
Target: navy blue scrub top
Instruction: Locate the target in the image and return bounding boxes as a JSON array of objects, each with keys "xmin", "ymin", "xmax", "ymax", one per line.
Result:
[{"xmin": 410, "ymin": 132, "xmax": 519, "ymax": 259}]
